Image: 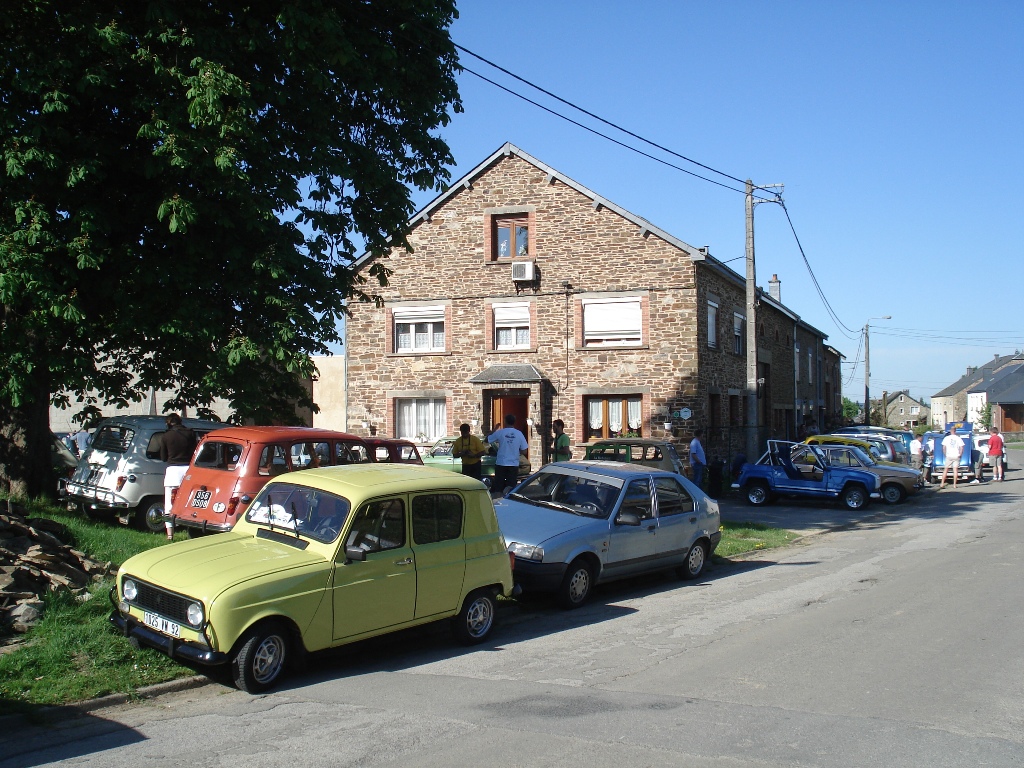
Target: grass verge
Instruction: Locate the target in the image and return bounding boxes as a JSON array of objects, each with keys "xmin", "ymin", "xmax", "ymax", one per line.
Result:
[{"xmin": 714, "ymin": 520, "xmax": 800, "ymax": 559}]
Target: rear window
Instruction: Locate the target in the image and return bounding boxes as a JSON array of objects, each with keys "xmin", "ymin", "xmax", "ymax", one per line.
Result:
[
  {"xmin": 398, "ymin": 444, "xmax": 421, "ymax": 462},
  {"xmin": 373, "ymin": 446, "xmax": 391, "ymax": 461},
  {"xmin": 195, "ymin": 441, "xmax": 244, "ymax": 470},
  {"xmin": 92, "ymin": 425, "xmax": 135, "ymax": 454}
]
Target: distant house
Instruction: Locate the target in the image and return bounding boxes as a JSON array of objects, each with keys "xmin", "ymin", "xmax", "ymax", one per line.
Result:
[
  {"xmin": 966, "ymin": 362, "xmax": 1024, "ymax": 433},
  {"xmin": 931, "ymin": 353, "xmax": 1024, "ymax": 428},
  {"xmin": 883, "ymin": 390, "xmax": 929, "ymax": 429}
]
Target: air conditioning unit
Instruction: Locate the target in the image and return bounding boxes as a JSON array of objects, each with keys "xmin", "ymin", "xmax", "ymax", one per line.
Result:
[{"xmin": 511, "ymin": 261, "xmax": 536, "ymax": 281}]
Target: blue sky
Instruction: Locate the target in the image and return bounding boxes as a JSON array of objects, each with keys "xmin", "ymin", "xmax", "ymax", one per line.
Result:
[{"xmin": 398, "ymin": 0, "xmax": 1023, "ymax": 404}]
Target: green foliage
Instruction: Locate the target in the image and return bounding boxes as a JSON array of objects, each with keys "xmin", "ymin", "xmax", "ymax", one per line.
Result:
[
  {"xmin": 978, "ymin": 403, "xmax": 993, "ymax": 430},
  {"xmin": 842, "ymin": 397, "xmax": 860, "ymax": 420},
  {"xmin": 713, "ymin": 521, "xmax": 800, "ymax": 559},
  {"xmin": 1, "ymin": 1, "xmax": 462, "ymax": 493}
]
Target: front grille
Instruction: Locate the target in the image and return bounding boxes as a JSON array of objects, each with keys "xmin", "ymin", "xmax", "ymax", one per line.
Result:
[{"xmin": 131, "ymin": 580, "xmax": 194, "ymax": 624}]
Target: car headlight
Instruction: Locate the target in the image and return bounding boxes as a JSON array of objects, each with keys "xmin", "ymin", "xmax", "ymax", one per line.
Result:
[
  {"xmin": 122, "ymin": 578, "xmax": 138, "ymax": 602},
  {"xmin": 186, "ymin": 601, "xmax": 204, "ymax": 628},
  {"xmin": 508, "ymin": 542, "xmax": 544, "ymax": 561}
]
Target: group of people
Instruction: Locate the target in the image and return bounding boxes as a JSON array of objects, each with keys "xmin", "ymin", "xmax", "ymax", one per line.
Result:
[{"xmin": 911, "ymin": 426, "xmax": 1007, "ymax": 490}]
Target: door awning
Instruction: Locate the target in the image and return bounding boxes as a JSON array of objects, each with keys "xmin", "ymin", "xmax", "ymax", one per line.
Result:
[{"xmin": 468, "ymin": 364, "xmax": 546, "ymax": 384}]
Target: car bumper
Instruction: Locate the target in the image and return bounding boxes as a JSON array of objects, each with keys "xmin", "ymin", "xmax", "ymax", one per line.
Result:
[
  {"xmin": 170, "ymin": 516, "xmax": 233, "ymax": 534},
  {"xmin": 709, "ymin": 530, "xmax": 722, "ymax": 553},
  {"xmin": 66, "ymin": 483, "xmax": 132, "ymax": 510},
  {"xmin": 512, "ymin": 559, "xmax": 568, "ymax": 593},
  {"xmin": 110, "ymin": 611, "xmax": 228, "ymax": 666}
]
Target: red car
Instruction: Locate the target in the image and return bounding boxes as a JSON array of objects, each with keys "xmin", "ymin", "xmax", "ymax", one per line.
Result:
[
  {"xmin": 169, "ymin": 427, "xmax": 370, "ymax": 535},
  {"xmin": 365, "ymin": 438, "xmax": 423, "ymax": 464}
]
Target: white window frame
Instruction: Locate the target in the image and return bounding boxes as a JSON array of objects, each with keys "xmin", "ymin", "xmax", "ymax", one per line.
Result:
[
  {"xmin": 492, "ymin": 302, "xmax": 531, "ymax": 350},
  {"xmin": 794, "ymin": 341, "xmax": 801, "ymax": 382},
  {"xmin": 707, "ymin": 300, "xmax": 719, "ymax": 349},
  {"xmin": 393, "ymin": 305, "xmax": 445, "ymax": 354},
  {"xmin": 733, "ymin": 313, "xmax": 744, "ymax": 355},
  {"xmin": 395, "ymin": 398, "xmax": 447, "ymax": 443},
  {"xmin": 582, "ymin": 296, "xmax": 642, "ymax": 347},
  {"xmin": 911, "ymin": 406, "xmax": 920, "ymax": 415}
]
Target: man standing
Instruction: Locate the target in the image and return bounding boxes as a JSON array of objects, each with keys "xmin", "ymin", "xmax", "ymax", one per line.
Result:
[
  {"xmin": 689, "ymin": 429, "xmax": 707, "ymax": 489},
  {"xmin": 909, "ymin": 432, "xmax": 924, "ymax": 472},
  {"xmin": 552, "ymin": 419, "xmax": 572, "ymax": 463},
  {"xmin": 988, "ymin": 427, "xmax": 1006, "ymax": 482},
  {"xmin": 488, "ymin": 414, "xmax": 528, "ymax": 495},
  {"xmin": 72, "ymin": 426, "xmax": 92, "ymax": 458},
  {"xmin": 939, "ymin": 427, "xmax": 965, "ymax": 489},
  {"xmin": 160, "ymin": 413, "xmax": 196, "ymax": 540},
  {"xmin": 454, "ymin": 423, "xmax": 488, "ymax": 481}
]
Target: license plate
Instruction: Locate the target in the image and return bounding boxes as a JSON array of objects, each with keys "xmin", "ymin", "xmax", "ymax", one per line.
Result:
[
  {"xmin": 191, "ymin": 490, "xmax": 212, "ymax": 509},
  {"xmin": 143, "ymin": 612, "xmax": 181, "ymax": 638}
]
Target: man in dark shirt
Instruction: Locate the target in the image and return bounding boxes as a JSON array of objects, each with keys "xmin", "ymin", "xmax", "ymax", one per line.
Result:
[{"xmin": 160, "ymin": 413, "xmax": 196, "ymax": 539}]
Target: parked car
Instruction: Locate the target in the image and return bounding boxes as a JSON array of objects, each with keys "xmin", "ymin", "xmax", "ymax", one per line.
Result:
[
  {"xmin": 422, "ymin": 435, "xmax": 530, "ymax": 486},
  {"xmin": 583, "ymin": 438, "xmax": 687, "ymax": 475},
  {"xmin": 815, "ymin": 445, "xmax": 924, "ymax": 504},
  {"xmin": 52, "ymin": 432, "xmax": 80, "ymax": 494},
  {"xmin": 806, "ymin": 433, "xmax": 909, "ymax": 465},
  {"xmin": 365, "ymin": 438, "xmax": 423, "ymax": 464},
  {"xmin": 922, "ymin": 427, "xmax": 976, "ymax": 482},
  {"xmin": 732, "ymin": 440, "xmax": 881, "ymax": 509},
  {"xmin": 170, "ymin": 427, "xmax": 371, "ymax": 536},
  {"xmin": 974, "ymin": 435, "xmax": 1009, "ymax": 471},
  {"xmin": 832, "ymin": 426, "xmax": 914, "ymax": 456},
  {"xmin": 65, "ymin": 415, "xmax": 223, "ymax": 532},
  {"xmin": 494, "ymin": 460, "xmax": 721, "ymax": 609},
  {"xmin": 112, "ymin": 464, "xmax": 516, "ymax": 693}
]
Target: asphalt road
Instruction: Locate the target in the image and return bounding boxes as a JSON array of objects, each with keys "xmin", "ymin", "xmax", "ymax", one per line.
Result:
[{"xmin": 3, "ymin": 478, "xmax": 1022, "ymax": 767}]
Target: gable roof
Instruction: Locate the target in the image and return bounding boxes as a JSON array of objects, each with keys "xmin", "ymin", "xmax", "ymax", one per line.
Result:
[{"xmin": 933, "ymin": 354, "xmax": 1024, "ymax": 398}]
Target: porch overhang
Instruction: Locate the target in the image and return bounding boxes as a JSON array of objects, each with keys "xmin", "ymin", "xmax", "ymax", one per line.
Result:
[{"xmin": 468, "ymin": 364, "xmax": 546, "ymax": 385}]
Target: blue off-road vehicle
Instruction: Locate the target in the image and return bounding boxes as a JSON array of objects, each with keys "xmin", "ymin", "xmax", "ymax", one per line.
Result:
[{"xmin": 732, "ymin": 440, "xmax": 882, "ymax": 510}]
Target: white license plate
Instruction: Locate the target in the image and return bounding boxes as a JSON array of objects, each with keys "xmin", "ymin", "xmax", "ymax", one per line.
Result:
[
  {"xmin": 143, "ymin": 612, "xmax": 181, "ymax": 638},
  {"xmin": 191, "ymin": 490, "xmax": 212, "ymax": 509}
]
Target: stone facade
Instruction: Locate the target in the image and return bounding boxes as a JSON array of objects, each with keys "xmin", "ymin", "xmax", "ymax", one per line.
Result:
[
  {"xmin": 883, "ymin": 390, "xmax": 930, "ymax": 428},
  {"xmin": 344, "ymin": 144, "xmax": 838, "ymax": 471}
]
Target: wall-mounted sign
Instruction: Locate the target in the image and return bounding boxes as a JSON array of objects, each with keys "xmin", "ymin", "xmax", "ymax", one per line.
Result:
[{"xmin": 672, "ymin": 407, "xmax": 693, "ymax": 420}]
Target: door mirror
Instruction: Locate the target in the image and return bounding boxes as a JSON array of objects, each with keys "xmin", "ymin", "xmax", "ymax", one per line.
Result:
[
  {"xmin": 615, "ymin": 511, "xmax": 641, "ymax": 527},
  {"xmin": 344, "ymin": 546, "xmax": 366, "ymax": 562}
]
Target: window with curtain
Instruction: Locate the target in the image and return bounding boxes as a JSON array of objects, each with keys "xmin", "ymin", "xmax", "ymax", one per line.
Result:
[
  {"xmin": 581, "ymin": 297, "xmax": 642, "ymax": 347},
  {"xmin": 395, "ymin": 398, "xmax": 447, "ymax": 443},
  {"xmin": 393, "ymin": 306, "xmax": 445, "ymax": 353},
  {"xmin": 493, "ymin": 302, "xmax": 531, "ymax": 350},
  {"xmin": 584, "ymin": 395, "xmax": 643, "ymax": 439}
]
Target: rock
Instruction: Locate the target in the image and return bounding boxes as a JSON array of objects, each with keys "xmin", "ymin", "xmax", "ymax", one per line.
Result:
[{"xmin": 8, "ymin": 600, "xmax": 45, "ymax": 632}]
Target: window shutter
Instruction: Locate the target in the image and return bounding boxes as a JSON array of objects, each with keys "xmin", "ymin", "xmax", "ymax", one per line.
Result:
[{"xmin": 582, "ymin": 298, "xmax": 641, "ymax": 342}]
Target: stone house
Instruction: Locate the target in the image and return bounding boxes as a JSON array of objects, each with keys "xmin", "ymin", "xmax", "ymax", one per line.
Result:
[
  {"xmin": 882, "ymin": 390, "xmax": 930, "ymax": 429},
  {"xmin": 344, "ymin": 144, "xmax": 838, "ymax": 471},
  {"xmin": 932, "ymin": 353, "xmax": 1024, "ymax": 428}
]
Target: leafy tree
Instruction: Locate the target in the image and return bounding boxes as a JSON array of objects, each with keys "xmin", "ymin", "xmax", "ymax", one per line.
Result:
[
  {"xmin": 978, "ymin": 402, "xmax": 993, "ymax": 431},
  {"xmin": 1, "ymin": 1, "xmax": 461, "ymax": 497},
  {"xmin": 841, "ymin": 397, "xmax": 859, "ymax": 421}
]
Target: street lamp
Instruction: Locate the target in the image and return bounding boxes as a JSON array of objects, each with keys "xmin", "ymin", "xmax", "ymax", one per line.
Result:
[{"xmin": 864, "ymin": 316, "xmax": 891, "ymax": 425}]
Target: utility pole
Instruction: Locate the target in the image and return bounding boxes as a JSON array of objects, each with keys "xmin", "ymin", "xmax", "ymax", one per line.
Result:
[{"xmin": 864, "ymin": 323, "xmax": 870, "ymax": 426}]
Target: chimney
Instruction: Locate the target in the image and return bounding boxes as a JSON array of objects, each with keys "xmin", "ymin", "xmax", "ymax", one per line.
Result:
[{"xmin": 768, "ymin": 274, "xmax": 781, "ymax": 302}]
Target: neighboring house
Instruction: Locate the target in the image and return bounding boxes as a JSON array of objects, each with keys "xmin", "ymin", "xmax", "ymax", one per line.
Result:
[
  {"xmin": 986, "ymin": 372, "xmax": 1024, "ymax": 434},
  {"xmin": 932, "ymin": 353, "xmax": 1024, "ymax": 427},
  {"xmin": 883, "ymin": 390, "xmax": 930, "ymax": 429},
  {"xmin": 966, "ymin": 361, "xmax": 1024, "ymax": 426},
  {"xmin": 343, "ymin": 143, "xmax": 840, "ymax": 471},
  {"xmin": 311, "ymin": 355, "xmax": 347, "ymax": 432}
]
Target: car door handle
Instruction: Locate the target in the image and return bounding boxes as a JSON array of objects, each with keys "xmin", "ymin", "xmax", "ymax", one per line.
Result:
[
  {"xmin": 689, "ymin": 517, "xmax": 697, "ymax": 523},
  {"xmin": 394, "ymin": 557, "xmax": 413, "ymax": 566},
  {"xmin": 646, "ymin": 524, "xmax": 656, "ymax": 532}
]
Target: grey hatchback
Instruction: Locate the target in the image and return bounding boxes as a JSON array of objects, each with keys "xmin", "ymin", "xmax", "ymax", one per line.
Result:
[{"xmin": 494, "ymin": 461, "xmax": 721, "ymax": 609}]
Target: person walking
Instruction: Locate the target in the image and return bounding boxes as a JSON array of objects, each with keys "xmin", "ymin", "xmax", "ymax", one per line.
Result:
[
  {"xmin": 551, "ymin": 419, "xmax": 572, "ymax": 463},
  {"xmin": 939, "ymin": 427, "xmax": 965, "ymax": 489},
  {"xmin": 160, "ymin": 413, "xmax": 196, "ymax": 540},
  {"xmin": 689, "ymin": 429, "xmax": 707, "ymax": 489},
  {"xmin": 488, "ymin": 414, "xmax": 528, "ymax": 495},
  {"xmin": 989, "ymin": 427, "xmax": 1006, "ymax": 482},
  {"xmin": 454, "ymin": 423, "xmax": 488, "ymax": 481},
  {"xmin": 909, "ymin": 433, "xmax": 924, "ymax": 472}
]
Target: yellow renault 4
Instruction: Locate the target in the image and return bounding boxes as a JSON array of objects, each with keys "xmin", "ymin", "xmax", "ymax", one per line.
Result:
[{"xmin": 111, "ymin": 464, "xmax": 515, "ymax": 693}]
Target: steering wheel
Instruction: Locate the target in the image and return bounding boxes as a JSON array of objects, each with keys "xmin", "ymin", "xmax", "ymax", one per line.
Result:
[{"xmin": 313, "ymin": 516, "xmax": 340, "ymax": 538}]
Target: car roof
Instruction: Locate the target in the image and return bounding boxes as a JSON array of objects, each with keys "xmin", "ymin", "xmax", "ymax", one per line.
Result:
[
  {"xmin": 200, "ymin": 426, "xmax": 366, "ymax": 442},
  {"xmin": 265, "ymin": 463, "xmax": 486, "ymax": 494},
  {"xmin": 552, "ymin": 459, "xmax": 680, "ymax": 479},
  {"xmin": 98, "ymin": 415, "xmax": 223, "ymax": 430}
]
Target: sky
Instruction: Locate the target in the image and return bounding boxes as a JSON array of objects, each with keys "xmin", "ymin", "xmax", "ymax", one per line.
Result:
[{"xmin": 396, "ymin": 0, "xmax": 1024, "ymax": 404}]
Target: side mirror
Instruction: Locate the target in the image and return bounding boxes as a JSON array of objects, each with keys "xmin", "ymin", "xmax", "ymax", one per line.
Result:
[
  {"xmin": 615, "ymin": 511, "xmax": 641, "ymax": 527},
  {"xmin": 344, "ymin": 546, "xmax": 366, "ymax": 562}
]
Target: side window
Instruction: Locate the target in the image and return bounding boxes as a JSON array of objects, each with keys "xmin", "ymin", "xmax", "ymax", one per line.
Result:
[
  {"xmin": 374, "ymin": 446, "xmax": 391, "ymax": 461},
  {"xmin": 345, "ymin": 498, "xmax": 406, "ymax": 553},
  {"xmin": 654, "ymin": 477, "xmax": 694, "ymax": 517},
  {"xmin": 258, "ymin": 444, "xmax": 289, "ymax": 476},
  {"xmin": 399, "ymin": 445, "xmax": 420, "ymax": 462},
  {"xmin": 291, "ymin": 441, "xmax": 329, "ymax": 468},
  {"xmin": 335, "ymin": 441, "xmax": 371, "ymax": 464},
  {"xmin": 630, "ymin": 445, "xmax": 645, "ymax": 462},
  {"xmin": 412, "ymin": 494, "xmax": 464, "ymax": 545},
  {"xmin": 620, "ymin": 478, "xmax": 653, "ymax": 520},
  {"xmin": 145, "ymin": 432, "xmax": 164, "ymax": 460}
]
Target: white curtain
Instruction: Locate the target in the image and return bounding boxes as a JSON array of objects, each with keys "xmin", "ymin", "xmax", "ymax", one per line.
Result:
[
  {"xmin": 627, "ymin": 398, "xmax": 642, "ymax": 430},
  {"xmin": 588, "ymin": 399, "xmax": 604, "ymax": 430},
  {"xmin": 608, "ymin": 399, "xmax": 623, "ymax": 433}
]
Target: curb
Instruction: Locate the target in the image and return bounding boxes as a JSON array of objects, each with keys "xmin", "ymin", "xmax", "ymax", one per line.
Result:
[{"xmin": 0, "ymin": 674, "xmax": 212, "ymax": 728}]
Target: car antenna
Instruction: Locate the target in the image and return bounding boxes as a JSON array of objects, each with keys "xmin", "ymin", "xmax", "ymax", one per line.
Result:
[{"xmin": 266, "ymin": 493, "xmax": 274, "ymax": 534}]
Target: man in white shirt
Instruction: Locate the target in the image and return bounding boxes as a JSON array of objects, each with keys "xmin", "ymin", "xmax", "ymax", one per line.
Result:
[
  {"xmin": 909, "ymin": 433, "xmax": 924, "ymax": 471},
  {"xmin": 940, "ymin": 428, "xmax": 965, "ymax": 489},
  {"xmin": 488, "ymin": 414, "xmax": 528, "ymax": 495}
]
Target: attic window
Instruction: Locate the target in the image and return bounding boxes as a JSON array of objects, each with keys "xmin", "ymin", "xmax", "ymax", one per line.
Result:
[{"xmin": 494, "ymin": 215, "xmax": 529, "ymax": 260}]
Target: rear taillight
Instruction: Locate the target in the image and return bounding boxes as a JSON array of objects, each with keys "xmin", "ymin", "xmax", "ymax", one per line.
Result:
[
  {"xmin": 227, "ymin": 496, "xmax": 241, "ymax": 517},
  {"xmin": 509, "ymin": 552, "xmax": 515, "ymax": 572},
  {"xmin": 170, "ymin": 487, "xmax": 178, "ymax": 505},
  {"xmin": 115, "ymin": 476, "xmax": 127, "ymax": 492}
]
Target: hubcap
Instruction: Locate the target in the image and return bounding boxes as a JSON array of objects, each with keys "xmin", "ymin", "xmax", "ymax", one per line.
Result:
[
  {"xmin": 884, "ymin": 487, "xmax": 901, "ymax": 503},
  {"xmin": 252, "ymin": 634, "xmax": 285, "ymax": 684},
  {"xmin": 749, "ymin": 487, "xmax": 766, "ymax": 504},
  {"xmin": 568, "ymin": 567, "xmax": 590, "ymax": 603},
  {"xmin": 465, "ymin": 597, "xmax": 494, "ymax": 638},
  {"xmin": 688, "ymin": 544, "xmax": 705, "ymax": 575},
  {"xmin": 145, "ymin": 503, "xmax": 165, "ymax": 531},
  {"xmin": 848, "ymin": 491, "xmax": 864, "ymax": 508}
]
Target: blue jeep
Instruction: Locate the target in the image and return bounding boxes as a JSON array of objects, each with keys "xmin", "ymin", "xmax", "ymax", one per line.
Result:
[{"xmin": 732, "ymin": 440, "xmax": 882, "ymax": 510}]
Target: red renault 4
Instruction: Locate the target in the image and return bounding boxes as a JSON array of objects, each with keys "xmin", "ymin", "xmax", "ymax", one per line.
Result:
[{"xmin": 169, "ymin": 427, "xmax": 370, "ymax": 535}]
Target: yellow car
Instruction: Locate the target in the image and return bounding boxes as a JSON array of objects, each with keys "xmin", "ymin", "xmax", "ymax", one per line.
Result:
[
  {"xmin": 111, "ymin": 464, "xmax": 515, "ymax": 693},
  {"xmin": 804, "ymin": 434, "xmax": 904, "ymax": 466}
]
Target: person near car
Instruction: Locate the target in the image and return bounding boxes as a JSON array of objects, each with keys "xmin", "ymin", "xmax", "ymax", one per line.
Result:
[
  {"xmin": 552, "ymin": 419, "xmax": 572, "ymax": 462},
  {"xmin": 909, "ymin": 433, "xmax": 924, "ymax": 471},
  {"xmin": 989, "ymin": 427, "xmax": 1006, "ymax": 481},
  {"xmin": 72, "ymin": 426, "xmax": 92, "ymax": 458},
  {"xmin": 159, "ymin": 413, "xmax": 196, "ymax": 539},
  {"xmin": 689, "ymin": 429, "xmax": 707, "ymax": 488},
  {"xmin": 939, "ymin": 428, "xmax": 965, "ymax": 489},
  {"xmin": 488, "ymin": 414, "xmax": 528, "ymax": 494},
  {"xmin": 454, "ymin": 423, "xmax": 488, "ymax": 480}
]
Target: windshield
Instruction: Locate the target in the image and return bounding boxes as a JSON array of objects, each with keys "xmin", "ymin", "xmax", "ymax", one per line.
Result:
[
  {"xmin": 510, "ymin": 470, "xmax": 619, "ymax": 518},
  {"xmin": 245, "ymin": 483, "xmax": 351, "ymax": 544}
]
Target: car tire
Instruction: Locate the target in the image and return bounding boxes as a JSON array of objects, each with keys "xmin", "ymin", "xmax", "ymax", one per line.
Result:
[
  {"xmin": 451, "ymin": 588, "xmax": 497, "ymax": 645},
  {"xmin": 881, "ymin": 483, "xmax": 906, "ymax": 505},
  {"xmin": 232, "ymin": 621, "xmax": 290, "ymax": 694},
  {"xmin": 841, "ymin": 485, "xmax": 868, "ymax": 510},
  {"xmin": 677, "ymin": 540, "xmax": 708, "ymax": 580},
  {"xmin": 557, "ymin": 557, "xmax": 595, "ymax": 610},
  {"xmin": 135, "ymin": 497, "xmax": 166, "ymax": 534},
  {"xmin": 745, "ymin": 481, "xmax": 771, "ymax": 506}
]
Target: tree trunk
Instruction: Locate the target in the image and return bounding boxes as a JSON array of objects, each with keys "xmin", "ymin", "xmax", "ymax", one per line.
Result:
[{"xmin": 0, "ymin": 367, "xmax": 55, "ymax": 500}]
